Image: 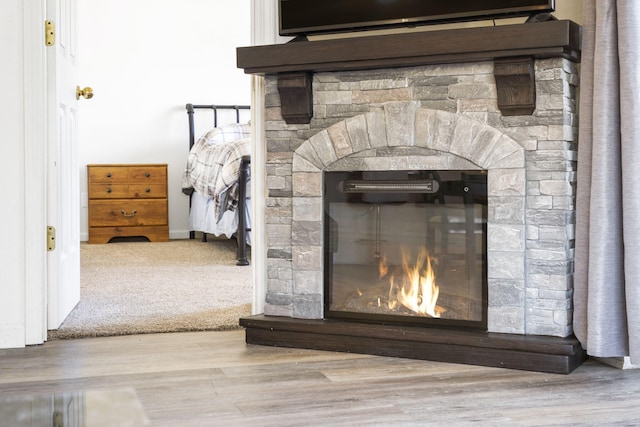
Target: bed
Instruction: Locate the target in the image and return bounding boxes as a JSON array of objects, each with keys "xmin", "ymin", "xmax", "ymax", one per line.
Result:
[{"xmin": 181, "ymin": 103, "xmax": 251, "ymax": 266}]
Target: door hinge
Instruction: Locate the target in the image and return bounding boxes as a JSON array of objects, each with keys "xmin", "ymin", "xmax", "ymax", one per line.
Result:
[
  {"xmin": 53, "ymin": 411, "xmax": 63, "ymax": 427},
  {"xmin": 45, "ymin": 20, "xmax": 55, "ymax": 46},
  {"xmin": 47, "ymin": 226, "xmax": 56, "ymax": 251}
]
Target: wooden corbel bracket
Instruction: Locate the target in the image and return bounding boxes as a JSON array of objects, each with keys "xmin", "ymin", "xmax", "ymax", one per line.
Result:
[
  {"xmin": 277, "ymin": 72, "xmax": 313, "ymax": 124},
  {"xmin": 494, "ymin": 56, "xmax": 536, "ymax": 116}
]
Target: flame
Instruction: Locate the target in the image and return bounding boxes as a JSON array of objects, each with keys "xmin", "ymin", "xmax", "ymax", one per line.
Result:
[
  {"xmin": 381, "ymin": 248, "xmax": 442, "ymax": 318},
  {"xmin": 378, "ymin": 255, "xmax": 388, "ymax": 278}
]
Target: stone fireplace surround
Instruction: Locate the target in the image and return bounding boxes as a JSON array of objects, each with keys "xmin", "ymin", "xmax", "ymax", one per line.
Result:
[{"xmin": 238, "ymin": 21, "xmax": 585, "ymax": 373}]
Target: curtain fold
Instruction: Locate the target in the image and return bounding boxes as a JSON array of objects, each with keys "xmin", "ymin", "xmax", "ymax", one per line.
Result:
[{"xmin": 574, "ymin": 0, "xmax": 640, "ymax": 364}]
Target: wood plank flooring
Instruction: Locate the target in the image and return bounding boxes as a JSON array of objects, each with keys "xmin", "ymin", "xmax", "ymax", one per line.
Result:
[{"xmin": 1, "ymin": 330, "xmax": 639, "ymax": 426}]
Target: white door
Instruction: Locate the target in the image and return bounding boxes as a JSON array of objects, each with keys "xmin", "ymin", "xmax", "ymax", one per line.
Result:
[{"xmin": 46, "ymin": 0, "xmax": 81, "ymax": 329}]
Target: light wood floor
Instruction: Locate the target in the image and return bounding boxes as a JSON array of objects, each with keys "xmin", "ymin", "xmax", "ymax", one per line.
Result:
[{"xmin": 1, "ymin": 330, "xmax": 639, "ymax": 426}]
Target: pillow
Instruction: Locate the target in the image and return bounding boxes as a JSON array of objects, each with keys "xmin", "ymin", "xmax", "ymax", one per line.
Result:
[{"xmin": 199, "ymin": 123, "xmax": 251, "ymax": 146}]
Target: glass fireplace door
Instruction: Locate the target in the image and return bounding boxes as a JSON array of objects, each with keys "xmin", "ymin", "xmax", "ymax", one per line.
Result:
[{"xmin": 324, "ymin": 170, "xmax": 488, "ymax": 329}]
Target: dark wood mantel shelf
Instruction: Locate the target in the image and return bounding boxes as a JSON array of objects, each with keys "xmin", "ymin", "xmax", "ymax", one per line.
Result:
[
  {"xmin": 237, "ymin": 20, "xmax": 581, "ymax": 122},
  {"xmin": 237, "ymin": 20, "xmax": 581, "ymax": 74}
]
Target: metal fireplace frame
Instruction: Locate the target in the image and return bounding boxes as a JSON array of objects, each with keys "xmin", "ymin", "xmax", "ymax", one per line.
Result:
[{"xmin": 323, "ymin": 169, "xmax": 488, "ymax": 331}]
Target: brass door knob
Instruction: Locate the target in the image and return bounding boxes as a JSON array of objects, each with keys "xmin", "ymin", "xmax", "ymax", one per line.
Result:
[{"xmin": 76, "ymin": 86, "xmax": 94, "ymax": 100}]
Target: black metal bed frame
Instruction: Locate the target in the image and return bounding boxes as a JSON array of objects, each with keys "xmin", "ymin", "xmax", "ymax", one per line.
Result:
[{"xmin": 186, "ymin": 103, "xmax": 251, "ymax": 266}]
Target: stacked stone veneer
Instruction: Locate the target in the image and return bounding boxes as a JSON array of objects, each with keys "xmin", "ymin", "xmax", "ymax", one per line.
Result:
[{"xmin": 264, "ymin": 58, "xmax": 579, "ymax": 337}]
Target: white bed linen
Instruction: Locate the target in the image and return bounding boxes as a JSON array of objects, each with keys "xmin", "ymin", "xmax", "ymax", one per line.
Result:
[{"xmin": 189, "ymin": 190, "xmax": 252, "ymax": 245}]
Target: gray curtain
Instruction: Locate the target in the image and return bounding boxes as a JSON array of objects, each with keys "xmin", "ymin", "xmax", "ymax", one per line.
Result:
[{"xmin": 574, "ymin": 0, "xmax": 640, "ymax": 364}]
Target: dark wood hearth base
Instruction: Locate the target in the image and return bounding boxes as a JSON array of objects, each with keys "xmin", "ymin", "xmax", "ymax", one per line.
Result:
[{"xmin": 239, "ymin": 315, "xmax": 587, "ymax": 374}]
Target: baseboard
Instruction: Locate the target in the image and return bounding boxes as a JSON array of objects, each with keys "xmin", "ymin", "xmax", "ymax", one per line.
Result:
[
  {"xmin": 81, "ymin": 230, "xmax": 191, "ymax": 241},
  {"xmin": 170, "ymin": 230, "xmax": 191, "ymax": 240},
  {"xmin": 595, "ymin": 357, "xmax": 640, "ymax": 370}
]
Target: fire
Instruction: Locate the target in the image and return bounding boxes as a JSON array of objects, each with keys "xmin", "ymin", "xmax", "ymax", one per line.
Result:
[{"xmin": 379, "ymin": 248, "xmax": 443, "ymax": 318}]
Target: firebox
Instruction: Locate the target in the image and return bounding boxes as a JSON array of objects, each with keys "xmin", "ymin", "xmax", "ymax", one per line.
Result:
[{"xmin": 324, "ymin": 170, "xmax": 488, "ymax": 330}]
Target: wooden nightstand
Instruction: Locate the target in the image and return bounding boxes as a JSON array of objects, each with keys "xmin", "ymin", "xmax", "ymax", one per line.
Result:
[{"xmin": 87, "ymin": 164, "xmax": 169, "ymax": 243}]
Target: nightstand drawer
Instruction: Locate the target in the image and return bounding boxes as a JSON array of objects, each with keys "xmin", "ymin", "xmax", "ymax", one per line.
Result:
[
  {"xmin": 88, "ymin": 184, "xmax": 129, "ymax": 199},
  {"xmin": 89, "ymin": 199, "xmax": 168, "ymax": 227},
  {"xmin": 88, "ymin": 166, "xmax": 129, "ymax": 183},
  {"xmin": 89, "ymin": 183, "xmax": 167, "ymax": 199},
  {"xmin": 128, "ymin": 183, "xmax": 167, "ymax": 198},
  {"xmin": 128, "ymin": 166, "xmax": 166, "ymax": 184}
]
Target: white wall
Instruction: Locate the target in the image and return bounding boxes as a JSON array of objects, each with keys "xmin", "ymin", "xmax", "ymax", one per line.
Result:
[
  {"xmin": 555, "ymin": 0, "xmax": 583, "ymax": 23},
  {"xmin": 78, "ymin": 0, "xmax": 251, "ymax": 240}
]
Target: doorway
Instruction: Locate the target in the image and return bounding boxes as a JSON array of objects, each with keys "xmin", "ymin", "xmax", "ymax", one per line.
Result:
[{"xmin": 57, "ymin": 0, "xmax": 253, "ymax": 336}]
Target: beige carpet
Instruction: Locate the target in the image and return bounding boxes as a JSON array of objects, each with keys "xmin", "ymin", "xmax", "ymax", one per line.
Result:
[{"xmin": 48, "ymin": 238, "xmax": 252, "ymax": 339}]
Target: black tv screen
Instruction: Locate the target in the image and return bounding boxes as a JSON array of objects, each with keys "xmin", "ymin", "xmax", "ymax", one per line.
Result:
[{"xmin": 279, "ymin": 0, "xmax": 555, "ymax": 36}]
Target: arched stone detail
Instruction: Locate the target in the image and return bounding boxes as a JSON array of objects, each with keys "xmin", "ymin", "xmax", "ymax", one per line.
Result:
[{"xmin": 293, "ymin": 102, "xmax": 525, "ymax": 173}]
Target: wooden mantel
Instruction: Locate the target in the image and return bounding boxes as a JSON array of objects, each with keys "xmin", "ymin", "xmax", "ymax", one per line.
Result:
[{"xmin": 237, "ymin": 20, "xmax": 581, "ymax": 122}]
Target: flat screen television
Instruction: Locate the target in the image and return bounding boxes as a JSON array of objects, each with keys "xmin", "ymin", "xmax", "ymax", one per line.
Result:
[{"xmin": 279, "ymin": 0, "xmax": 556, "ymax": 37}]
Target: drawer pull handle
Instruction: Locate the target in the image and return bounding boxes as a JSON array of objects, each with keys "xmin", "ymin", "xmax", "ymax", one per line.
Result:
[
  {"xmin": 145, "ymin": 172, "xmax": 151, "ymax": 178},
  {"xmin": 106, "ymin": 188, "xmax": 112, "ymax": 193},
  {"xmin": 145, "ymin": 188, "xmax": 151, "ymax": 193},
  {"xmin": 106, "ymin": 173, "xmax": 112, "ymax": 178},
  {"xmin": 120, "ymin": 209, "xmax": 138, "ymax": 218}
]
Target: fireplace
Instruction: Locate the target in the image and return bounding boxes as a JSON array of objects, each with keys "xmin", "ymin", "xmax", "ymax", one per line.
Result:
[
  {"xmin": 237, "ymin": 21, "xmax": 586, "ymax": 373},
  {"xmin": 324, "ymin": 170, "xmax": 487, "ymax": 329}
]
